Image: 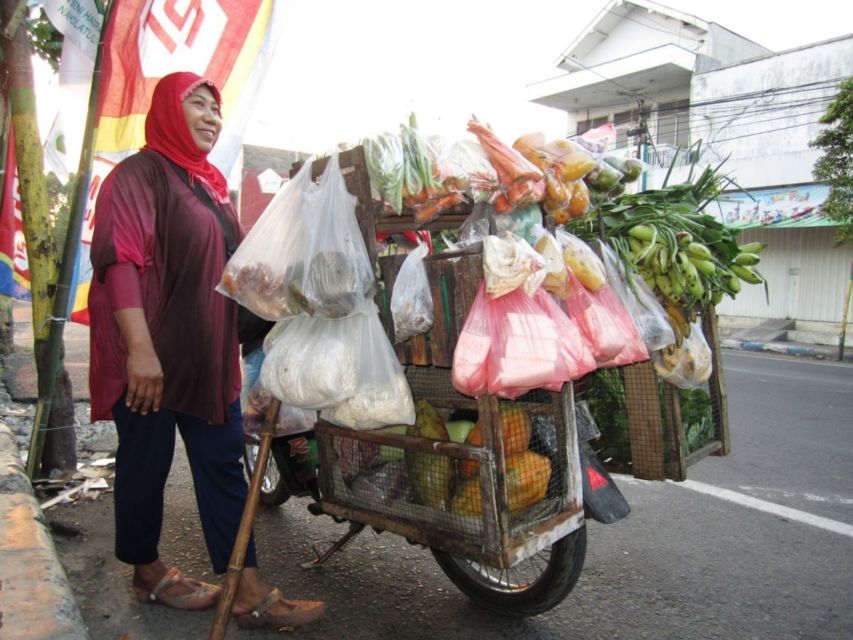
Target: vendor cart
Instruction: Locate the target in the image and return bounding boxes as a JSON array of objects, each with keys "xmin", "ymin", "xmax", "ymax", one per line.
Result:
[{"xmin": 290, "ymin": 147, "xmax": 588, "ymax": 615}]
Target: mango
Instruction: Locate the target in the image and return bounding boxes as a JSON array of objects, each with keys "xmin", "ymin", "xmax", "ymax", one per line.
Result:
[
  {"xmin": 405, "ymin": 400, "xmax": 452, "ymax": 510},
  {"xmin": 377, "ymin": 425, "xmax": 408, "ymax": 463}
]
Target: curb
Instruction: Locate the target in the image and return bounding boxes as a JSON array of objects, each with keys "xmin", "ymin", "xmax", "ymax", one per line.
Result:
[
  {"xmin": 721, "ymin": 338, "xmax": 853, "ymax": 362},
  {"xmin": 0, "ymin": 420, "xmax": 91, "ymax": 640}
]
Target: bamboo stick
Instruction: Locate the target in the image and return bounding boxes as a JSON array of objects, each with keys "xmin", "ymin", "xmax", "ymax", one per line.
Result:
[{"xmin": 209, "ymin": 399, "xmax": 281, "ymax": 640}]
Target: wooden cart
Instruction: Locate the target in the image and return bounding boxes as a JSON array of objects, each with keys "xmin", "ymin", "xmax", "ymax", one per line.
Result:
[{"xmin": 292, "ymin": 147, "xmax": 585, "ymax": 571}]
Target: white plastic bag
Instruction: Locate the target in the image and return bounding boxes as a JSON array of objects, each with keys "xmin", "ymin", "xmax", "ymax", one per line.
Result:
[
  {"xmin": 482, "ymin": 232, "xmax": 547, "ymax": 298},
  {"xmin": 390, "ymin": 243, "xmax": 434, "ymax": 343},
  {"xmin": 219, "ymin": 153, "xmax": 376, "ymax": 320},
  {"xmin": 259, "ymin": 314, "xmax": 358, "ymax": 409},
  {"xmin": 320, "ymin": 310, "xmax": 416, "ymax": 430},
  {"xmin": 599, "ymin": 241, "xmax": 675, "ymax": 352}
]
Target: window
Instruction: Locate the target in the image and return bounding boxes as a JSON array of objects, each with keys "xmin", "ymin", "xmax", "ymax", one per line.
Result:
[
  {"xmin": 576, "ymin": 116, "xmax": 609, "ymax": 136},
  {"xmin": 656, "ymin": 99, "xmax": 690, "ymax": 147}
]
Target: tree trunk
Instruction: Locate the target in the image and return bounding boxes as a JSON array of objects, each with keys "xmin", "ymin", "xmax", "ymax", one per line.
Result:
[
  {"xmin": 0, "ymin": 295, "xmax": 12, "ymax": 356},
  {"xmin": 1, "ymin": 0, "xmax": 76, "ymax": 474}
]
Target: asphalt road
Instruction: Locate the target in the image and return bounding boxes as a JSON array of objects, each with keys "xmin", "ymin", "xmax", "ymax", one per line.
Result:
[{"xmin": 48, "ymin": 351, "xmax": 853, "ymax": 640}]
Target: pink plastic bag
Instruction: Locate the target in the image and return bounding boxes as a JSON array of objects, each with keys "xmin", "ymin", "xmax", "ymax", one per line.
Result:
[
  {"xmin": 451, "ymin": 282, "xmax": 491, "ymax": 397},
  {"xmin": 532, "ymin": 288, "xmax": 597, "ymax": 383},
  {"xmin": 563, "ymin": 271, "xmax": 649, "ymax": 367},
  {"xmin": 485, "ymin": 288, "xmax": 573, "ymax": 399}
]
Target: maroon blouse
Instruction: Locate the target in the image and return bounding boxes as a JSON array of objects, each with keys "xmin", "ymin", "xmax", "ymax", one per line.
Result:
[{"xmin": 88, "ymin": 149, "xmax": 242, "ymax": 424}]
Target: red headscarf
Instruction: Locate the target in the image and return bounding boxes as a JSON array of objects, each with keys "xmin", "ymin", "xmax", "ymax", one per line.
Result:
[{"xmin": 144, "ymin": 71, "xmax": 230, "ymax": 202}]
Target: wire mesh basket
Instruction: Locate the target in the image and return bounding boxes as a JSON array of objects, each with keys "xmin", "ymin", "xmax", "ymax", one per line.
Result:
[{"xmin": 316, "ymin": 367, "xmax": 584, "ymax": 568}]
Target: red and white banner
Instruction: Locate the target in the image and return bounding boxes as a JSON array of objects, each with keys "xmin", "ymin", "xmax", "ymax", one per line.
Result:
[
  {"xmin": 0, "ymin": 127, "xmax": 32, "ymax": 301},
  {"xmin": 68, "ymin": 0, "xmax": 279, "ymax": 324}
]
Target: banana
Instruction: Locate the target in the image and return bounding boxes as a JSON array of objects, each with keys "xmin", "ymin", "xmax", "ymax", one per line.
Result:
[
  {"xmin": 738, "ymin": 241, "xmax": 766, "ymax": 254},
  {"xmin": 658, "ymin": 244, "xmax": 670, "ymax": 273},
  {"xmin": 723, "ymin": 271, "xmax": 741, "ymax": 296},
  {"xmin": 731, "ymin": 263, "xmax": 763, "ymax": 285},
  {"xmin": 628, "ymin": 237, "xmax": 645, "ymax": 255},
  {"xmin": 711, "ymin": 289, "xmax": 724, "ymax": 305},
  {"xmin": 678, "ymin": 252, "xmax": 704, "ymax": 301},
  {"xmin": 628, "ymin": 224, "xmax": 656, "ymax": 243},
  {"xmin": 688, "ymin": 256, "xmax": 717, "ymax": 277},
  {"xmin": 733, "ymin": 252, "xmax": 760, "ymax": 266},
  {"xmin": 665, "ymin": 302, "xmax": 689, "ymax": 346},
  {"xmin": 675, "ymin": 231, "xmax": 693, "ymax": 248},
  {"xmin": 655, "ymin": 274, "xmax": 674, "ymax": 298},
  {"xmin": 686, "ymin": 242, "xmax": 713, "ymax": 261}
]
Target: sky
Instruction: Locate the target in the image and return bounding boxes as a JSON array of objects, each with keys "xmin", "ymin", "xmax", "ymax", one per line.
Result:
[
  {"xmin": 33, "ymin": 0, "xmax": 853, "ymax": 168},
  {"xmin": 239, "ymin": 0, "xmax": 853, "ymax": 155}
]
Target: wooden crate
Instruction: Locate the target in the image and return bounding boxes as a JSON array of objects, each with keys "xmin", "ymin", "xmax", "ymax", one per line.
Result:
[
  {"xmin": 376, "ymin": 245, "xmax": 483, "ymax": 367},
  {"xmin": 315, "ymin": 370, "xmax": 584, "ymax": 569},
  {"xmin": 622, "ymin": 307, "xmax": 730, "ymax": 481}
]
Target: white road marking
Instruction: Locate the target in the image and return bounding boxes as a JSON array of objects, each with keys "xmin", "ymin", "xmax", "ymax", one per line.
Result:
[{"xmin": 613, "ymin": 474, "xmax": 853, "ymax": 538}]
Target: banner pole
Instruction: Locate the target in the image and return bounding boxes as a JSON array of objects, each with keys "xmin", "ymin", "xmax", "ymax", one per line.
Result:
[{"xmin": 26, "ymin": 1, "xmax": 114, "ymax": 478}]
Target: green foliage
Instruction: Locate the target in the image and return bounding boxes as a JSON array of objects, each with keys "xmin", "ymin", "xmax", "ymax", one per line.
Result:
[
  {"xmin": 811, "ymin": 77, "xmax": 853, "ymax": 245},
  {"xmin": 27, "ymin": 9, "xmax": 63, "ymax": 72},
  {"xmin": 679, "ymin": 388, "xmax": 714, "ymax": 454}
]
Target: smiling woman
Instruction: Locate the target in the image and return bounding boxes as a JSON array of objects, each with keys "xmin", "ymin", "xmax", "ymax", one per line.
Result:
[{"xmin": 182, "ymin": 85, "xmax": 222, "ymax": 153}]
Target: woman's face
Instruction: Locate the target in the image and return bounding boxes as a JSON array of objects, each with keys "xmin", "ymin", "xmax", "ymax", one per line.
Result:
[{"xmin": 182, "ymin": 85, "xmax": 222, "ymax": 152}]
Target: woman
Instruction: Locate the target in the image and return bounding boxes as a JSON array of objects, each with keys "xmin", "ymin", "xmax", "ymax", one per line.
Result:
[{"xmin": 88, "ymin": 71, "xmax": 325, "ymax": 630}]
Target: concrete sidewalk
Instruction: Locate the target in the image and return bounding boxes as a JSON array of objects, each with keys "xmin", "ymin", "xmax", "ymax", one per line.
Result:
[{"xmin": 0, "ymin": 301, "xmax": 91, "ymax": 639}]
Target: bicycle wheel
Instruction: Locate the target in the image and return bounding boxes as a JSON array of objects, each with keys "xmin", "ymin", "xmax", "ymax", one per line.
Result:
[
  {"xmin": 431, "ymin": 526, "xmax": 587, "ymax": 617},
  {"xmin": 242, "ymin": 437, "xmax": 291, "ymax": 506}
]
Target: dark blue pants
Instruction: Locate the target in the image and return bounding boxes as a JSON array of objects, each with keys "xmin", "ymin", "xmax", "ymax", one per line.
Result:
[{"xmin": 112, "ymin": 396, "xmax": 257, "ymax": 573}]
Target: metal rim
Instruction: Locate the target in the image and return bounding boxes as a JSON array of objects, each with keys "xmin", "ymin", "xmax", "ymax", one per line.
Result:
[
  {"xmin": 447, "ymin": 547, "xmax": 554, "ymax": 593},
  {"xmin": 244, "ymin": 439, "xmax": 281, "ymax": 495}
]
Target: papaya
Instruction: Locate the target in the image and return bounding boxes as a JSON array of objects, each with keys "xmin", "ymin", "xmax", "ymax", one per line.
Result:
[
  {"xmin": 405, "ymin": 400, "xmax": 453, "ymax": 510},
  {"xmin": 460, "ymin": 403, "xmax": 532, "ymax": 479},
  {"xmin": 451, "ymin": 451, "xmax": 552, "ymax": 516}
]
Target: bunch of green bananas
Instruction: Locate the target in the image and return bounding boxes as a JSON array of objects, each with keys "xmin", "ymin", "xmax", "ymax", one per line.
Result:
[
  {"xmin": 623, "ymin": 223, "xmax": 765, "ymax": 310},
  {"xmin": 565, "ymin": 163, "xmax": 768, "ymax": 324}
]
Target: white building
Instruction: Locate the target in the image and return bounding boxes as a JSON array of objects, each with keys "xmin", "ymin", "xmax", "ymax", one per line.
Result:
[{"xmin": 528, "ymin": 0, "xmax": 853, "ymax": 341}]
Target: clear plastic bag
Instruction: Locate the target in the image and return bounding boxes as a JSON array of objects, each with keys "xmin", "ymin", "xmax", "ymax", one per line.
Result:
[
  {"xmin": 218, "ymin": 158, "xmax": 317, "ymax": 319},
  {"xmin": 431, "ymin": 136, "xmax": 498, "ymax": 202},
  {"xmin": 653, "ymin": 320, "xmax": 713, "ymax": 389},
  {"xmin": 492, "ymin": 204, "xmax": 543, "ymax": 247},
  {"xmin": 242, "ymin": 382, "xmax": 317, "ymax": 438},
  {"xmin": 320, "ymin": 309, "xmax": 416, "ymax": 430},
  {"xmin": 531, "ymin": 225, "xmax": 570, "ymax": 299},
  {"xmin": 599, "ymin": 240, "xmax": 675, "ymax": 352},
  {"xmin": 390, "ymin": 243, "xmax": 433, "ymax": 343},
  {"xmin": 219, "ymin": 153, "xmax": 376, "ymax": 320}
]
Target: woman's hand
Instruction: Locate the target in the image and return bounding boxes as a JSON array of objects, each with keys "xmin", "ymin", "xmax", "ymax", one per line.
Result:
[
  {"xmin": 114, "ymin": 308, "xmax": 163, "ymax": 415},
  {"xmin": 125, "ymin": 344, "xmax": 164, "ymax": 415}
]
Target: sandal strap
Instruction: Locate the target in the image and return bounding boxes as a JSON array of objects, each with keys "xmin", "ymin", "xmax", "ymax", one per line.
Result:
[
  {"xmin": 149, "ymin": 567, "xmax": 182, "ymax": 602},
  {"xmin": 251, "ymin": 588, "xmax": 284, "ymax": 618}
]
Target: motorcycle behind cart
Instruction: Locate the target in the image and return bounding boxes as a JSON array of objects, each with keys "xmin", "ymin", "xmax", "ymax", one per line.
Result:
[{"xmin": 235, "ymin": 146, "xmax": 631, "ymax": 622}]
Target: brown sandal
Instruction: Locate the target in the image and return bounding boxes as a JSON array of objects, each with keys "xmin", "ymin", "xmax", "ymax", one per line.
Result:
[
  {"xmin": 234, "ymin": 588, "xmax": 326, "ymax": 630},
  {"xmin": 133, "ymin": 567, "xmax": 221, "ymax": 611}
]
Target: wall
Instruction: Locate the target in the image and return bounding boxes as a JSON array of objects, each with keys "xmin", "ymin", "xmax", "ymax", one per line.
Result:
[
  {"xmin": 688, "ymin": 36, "xmax": 853, "ymax": 189},
  {"xmin": 714, "ymin": 227, "xmax": 853, "ymax": 323}
]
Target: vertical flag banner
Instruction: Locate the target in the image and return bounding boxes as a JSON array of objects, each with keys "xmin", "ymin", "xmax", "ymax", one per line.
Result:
[
  {"xmin": 63, "ymin": 0, "xmax": 279, "ymax": 324},
  {"xmin": 0, "ymin": 127, "xmax": 32, "ymax": 300}
]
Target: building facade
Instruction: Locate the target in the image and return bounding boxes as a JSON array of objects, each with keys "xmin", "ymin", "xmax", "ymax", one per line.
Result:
[{"xmin": 528, "ymin": 0, "xmax": 853, "ymax": 329}]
